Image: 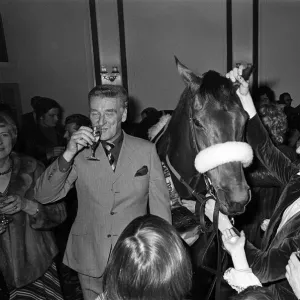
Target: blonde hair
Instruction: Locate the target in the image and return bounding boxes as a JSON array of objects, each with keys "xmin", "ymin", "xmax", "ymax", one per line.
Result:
[{"xmin": 0, "ymin": 112, "xmax": 18, "ymax": 146}]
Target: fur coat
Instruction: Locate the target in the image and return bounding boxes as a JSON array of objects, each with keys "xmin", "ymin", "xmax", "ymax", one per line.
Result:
[{"xmin": 0, "ymin": 152, "xmax": 67, "ymax": 289}]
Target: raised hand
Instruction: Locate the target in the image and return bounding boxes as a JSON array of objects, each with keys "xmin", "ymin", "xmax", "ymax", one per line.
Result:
[
  {"xmin": 226, "ymin": 65, "xmax": 257, "ymax": 119},
  {"xmin": 63, "ymin": 126, "xmax": 95, "ymax": 162}
]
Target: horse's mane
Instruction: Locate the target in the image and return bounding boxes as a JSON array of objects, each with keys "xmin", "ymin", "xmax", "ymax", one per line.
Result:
[
  {"xmin": 200, "ymin": 70, "xmax": 237, "ymax": 110},
  {"xmin": 156, "ymin": 70, "xmax": 238, "ymax": 158}
]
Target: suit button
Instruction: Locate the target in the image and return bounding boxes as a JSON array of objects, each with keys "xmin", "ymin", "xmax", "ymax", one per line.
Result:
[
  {"xmin": 110, "ymin": 212, "xmax": 115, "ymax": 215},
  {"xmin": 107, "ymin": 234, "xmax": 111, "ymax": 238}
]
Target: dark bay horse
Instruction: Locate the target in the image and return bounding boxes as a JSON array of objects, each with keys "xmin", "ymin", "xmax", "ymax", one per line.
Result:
[{"xmin": 153, "ymin": 58, "xmax": 253, "ymax": 299}]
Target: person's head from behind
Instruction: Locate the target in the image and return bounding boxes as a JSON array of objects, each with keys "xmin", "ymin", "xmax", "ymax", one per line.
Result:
[
  {"xmin": 254, "ymin": 86, "xmax": 275, "ymax": 107},
  {"xmin": 88, "ymin": 85, "xmax": 127, "ymax": 143},
  {"xmin": 141, "ymin": 107, "xmax": 159, "ymax": 121},
  {"xmin": 258, "ymin": 103, "xmax": 288, "ymax": 145},
  {"xmin": 0, "ymin": 112, "xmax": 17, "ymax": 160},
  {"xmin": 64, "ymin": 114, "xmax": 91, "ymax": 141},
  {"xmin": 35, "ymin": 97, "xmax": 62, "ymax": 128},
  {"xmin": 279, "ymin": 92, "xmax": 293, "ymax": 107},
  {"xmin": 230, "ymin": 286, "xmax": 273, "ymax": 300},
  {"xmin": 103, "ymin": 215, "xmax": 192, "ymax": 300}
]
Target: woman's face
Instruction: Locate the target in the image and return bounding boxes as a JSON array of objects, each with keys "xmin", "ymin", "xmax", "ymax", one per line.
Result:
[
  {"xmin": 0, "ymin": 125, "xmax": 12, "ymax": 160},
  {"xmin": 41, "ymin": 108, "xmax": 60, "ymax": 127}
]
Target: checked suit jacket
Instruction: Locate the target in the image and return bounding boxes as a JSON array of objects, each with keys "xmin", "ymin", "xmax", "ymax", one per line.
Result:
[{"xmin": 35, "ymin": 132, "xmax": 171, "ymax": 277}]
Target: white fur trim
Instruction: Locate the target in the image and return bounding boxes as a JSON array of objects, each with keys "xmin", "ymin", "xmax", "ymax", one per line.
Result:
[
  {"xmin": 148, "ymin": 114, "xmax": 172, "ymax": 141},
  {"xmin": 195, "ymin": 142, "xmax": 253, "ymax": 174},
  {"xmin": 296, "ymin": 146, "xmax": 300, "ymax": 154}
]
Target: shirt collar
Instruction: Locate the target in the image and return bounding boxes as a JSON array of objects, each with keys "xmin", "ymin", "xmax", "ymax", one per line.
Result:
[{"xmin": 102, "ymin": 131, "xmax": 124, "ymax": 147}]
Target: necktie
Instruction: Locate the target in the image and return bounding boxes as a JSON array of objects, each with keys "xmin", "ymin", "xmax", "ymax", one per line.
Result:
[{"xmin": 103, "ymin": 142, "xmax": 116, "ymax": 171}]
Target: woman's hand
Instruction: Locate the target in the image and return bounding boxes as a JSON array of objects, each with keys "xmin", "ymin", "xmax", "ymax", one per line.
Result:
[
  {"xmin": 222, "ymin": 228, "xmax": 249, "ymax": 270},
  {"xmin": 226, "ymin": 65, "xmax": 257, "ymax": 119},
  {"xmin": 286, "ymin": 252, "xmax": 300, "ymax": 299},
  {"xmin": 0, "ymin": 195, "xmax": 25, "ymax": 215},
  {"xmin": 205, "ymin": 199, "xmax": 233, "ymax": 232},
  {"xmin": 222, "ymin": 228, "xmax": 245, "ymax": 255}
]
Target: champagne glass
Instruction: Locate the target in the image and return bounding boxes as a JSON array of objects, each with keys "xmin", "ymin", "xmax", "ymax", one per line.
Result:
[
  {"xmin": 0, "ymin": 196, "xmax": 12, "ymax": 226},
  {"xmin": 86, "ymin": 126, "xmax": 101, "ymax": 161}
]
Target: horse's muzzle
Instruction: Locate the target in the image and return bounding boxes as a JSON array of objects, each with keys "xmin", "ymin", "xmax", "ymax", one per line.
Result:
[{"xmin": 216, "ymin": 187, "xmax": 251, "ymax": 216}]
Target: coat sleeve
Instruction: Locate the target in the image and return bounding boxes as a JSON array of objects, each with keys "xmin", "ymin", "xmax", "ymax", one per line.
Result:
[
  {"xmin": 245, "ymin": 164, "xmax": 282, "ymax": 187},
  {"xmin": 21, "ymin": 159, "xmax": 68, "ymax": 229},
  {"xmin": 244, "ymin": 233, "xmax": 300, "ymax": 283},
  {"xmin": 148, "ymin": 143, "xmax": 172, "ymax": 223},
  {"xmin": 34, "ymin": 156, "xmax": 78, "ymax": 204},
  {"xmin": 247, "ymin": 115, "xmax": 298, "ymax": 185}
]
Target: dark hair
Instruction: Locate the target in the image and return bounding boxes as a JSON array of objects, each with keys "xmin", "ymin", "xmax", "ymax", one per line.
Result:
[
  {"xmin": 279, "ymin": 92, "xmax": 292, "ymax": 103},
  {"xmin": 254, "ymin": 85, "xmax": 275, "ymax": 106},
  {"xmin": 258, "ymin": 103, "xmax": 288, "ymax": 145},
  {"xmin": 34, "ymin": 97, "xmax": 61, "ymax": 120},
  {"xmin": 65, "ymin": 114, "xmax": 91, "ymax": 129},
  {"xmin": 258, "ymin": 86, "xmax": 275, "ymax": 100},
  {"xmin": 230, "ymin": 286, "xmax": 274, "ymax": 300},
  {"xmin": 103, "ymin": 215, "xmax": 192, "ymax": 300},
  {"xmin": 0, "ymin": 112, "xmax": 18, "ymax": 146},
  {"xmin": 88, "ymin": 85, "xmax": 128, "ymax": 109},
  {"xmin": 31, "ymin": 96, "xmax": 42, "ymax": 110},
  {"xmin": 141, "ymin": 107, "xmax": 158, "ymax": 117}
]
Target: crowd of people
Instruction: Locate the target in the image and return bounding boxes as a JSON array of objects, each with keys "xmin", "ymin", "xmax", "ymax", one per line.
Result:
[{"xmin": 0, "ymin": 65, "xmax": 300, "ymax": 300}]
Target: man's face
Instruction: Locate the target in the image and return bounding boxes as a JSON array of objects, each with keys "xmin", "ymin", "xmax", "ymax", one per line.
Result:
[
  {"xmin": 89, "ymin": 96, "xmax": 127, "ymax": 142},
  {"xmin": 64, "ymin": 122, "xmax": 78, "ymax": 141}
]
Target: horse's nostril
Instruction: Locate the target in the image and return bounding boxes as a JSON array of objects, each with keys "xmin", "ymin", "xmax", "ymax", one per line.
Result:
[{"xmin": 248, "ymin": 188, "xmax": 252, "ymax": 201}]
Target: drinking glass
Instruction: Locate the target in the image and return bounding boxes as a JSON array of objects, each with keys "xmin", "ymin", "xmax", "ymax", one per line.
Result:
[
  {"xmin": 0, "ymin": 196, "xmax": 12, "ymax": 226},
  {"xmin": 86, "ymin": 126, "xmax": 101, "ymax": 161}
]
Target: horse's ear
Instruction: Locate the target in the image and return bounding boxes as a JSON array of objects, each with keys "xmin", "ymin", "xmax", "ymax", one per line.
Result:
[{"xmin": 175, "ymin": 56, "xmax": 202, "ymax": 88}]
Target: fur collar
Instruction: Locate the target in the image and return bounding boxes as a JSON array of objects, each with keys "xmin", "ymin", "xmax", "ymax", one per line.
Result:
[
  {"xmin": 8, "ymin": 152, "xmax": 40, "ymax": 199},
  {"xmin": 148, "ymin": 114, "xmax": 172, "ymax": 141}
]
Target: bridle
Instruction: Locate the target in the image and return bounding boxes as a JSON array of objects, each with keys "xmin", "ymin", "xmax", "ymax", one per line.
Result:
[{"xmin": 157, "ymin": 93, "xmax": 227, "ymax": 300}]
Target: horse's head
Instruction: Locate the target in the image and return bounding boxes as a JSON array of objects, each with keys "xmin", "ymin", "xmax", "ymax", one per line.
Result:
[{"xmin": 168, "ymin": 58, "xmax": 252, "ymax": 216}]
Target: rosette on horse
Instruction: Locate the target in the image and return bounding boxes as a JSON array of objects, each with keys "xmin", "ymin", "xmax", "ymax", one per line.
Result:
[{"xmin": 149, "ymin": 57, "xmax": 254, "ymax": 299}]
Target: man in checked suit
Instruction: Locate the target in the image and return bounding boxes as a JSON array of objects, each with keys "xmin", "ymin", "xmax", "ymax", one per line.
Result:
[{"xmin": 34, "ymin": 85, "xmax": 172, "ymax": 300}]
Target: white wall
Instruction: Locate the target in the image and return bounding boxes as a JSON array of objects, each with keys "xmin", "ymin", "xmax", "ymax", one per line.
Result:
[
  {"xmin": 123, "ymin": 0, "xmax": 227, "ymax": 120},
  {"xmin": 96, "ymin": 0, "xmax": 121, "ymax": 78},
  {"xmin": 259, "ymin": 0, "xmax": 300, "ymax": 105},
  {"xmin": 0, "ymin": 0, "xmax": 95, "ymax": 118},
  {"xmin": 1, "ymin": 0, "xmax": 300, "ymax": 120}
]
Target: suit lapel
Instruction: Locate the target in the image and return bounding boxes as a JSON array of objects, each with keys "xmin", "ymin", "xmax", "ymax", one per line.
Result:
[
  {"xmin": 92, "ymin": 142, "xmax": 114, "ymax": 176},
  {"xmin": 113, "ymin": 133, "xmax": 136, "ymax": 183}
]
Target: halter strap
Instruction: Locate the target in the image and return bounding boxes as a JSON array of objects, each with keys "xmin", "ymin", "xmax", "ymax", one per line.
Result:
[{"xmin": 165, "ymin": 154, "xmax": 216, "ymax": 233}]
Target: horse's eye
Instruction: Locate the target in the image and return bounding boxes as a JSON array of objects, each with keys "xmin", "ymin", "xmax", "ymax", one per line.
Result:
[{"xmin": 193, "ymin": 118, "xmax": 203, "ymax": 128}]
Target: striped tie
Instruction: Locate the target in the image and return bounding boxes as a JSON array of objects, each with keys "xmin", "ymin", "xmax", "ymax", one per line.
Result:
[{"xmin": 103, "ymin": 142, "xmax": 116, "ymax": 171}]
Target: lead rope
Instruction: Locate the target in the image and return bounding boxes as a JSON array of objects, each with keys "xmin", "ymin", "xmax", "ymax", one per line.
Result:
[{"xmin": 165, "ymin": 154, "xmax": 226, "ymax": 300}]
